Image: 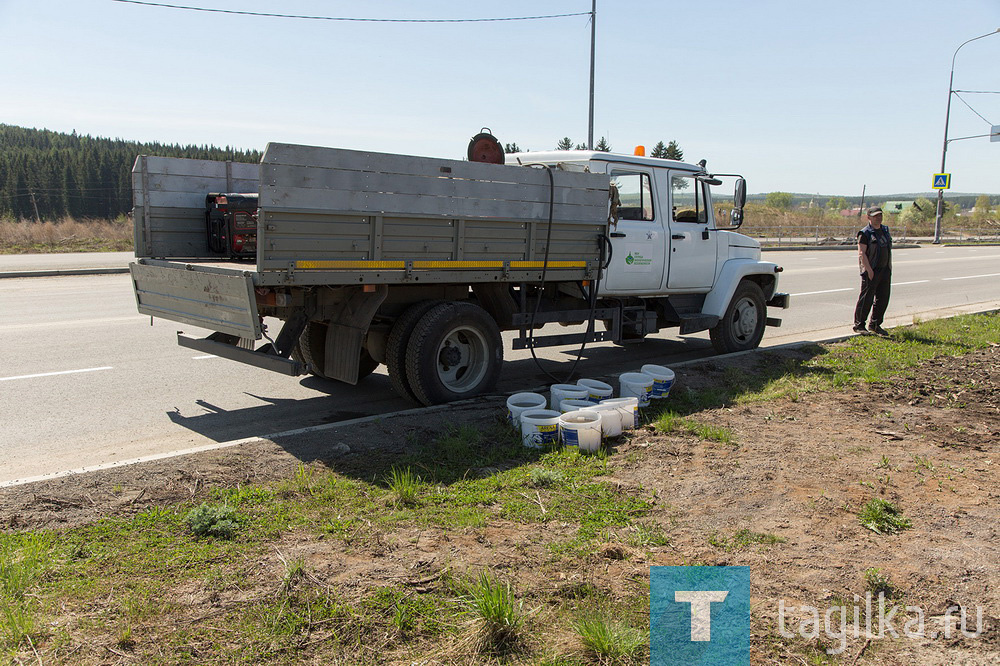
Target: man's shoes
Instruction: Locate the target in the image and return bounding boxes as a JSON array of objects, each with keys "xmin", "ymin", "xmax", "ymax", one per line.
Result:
[
  {"xmin": 870, "ymin": 325, "xmax": 890, "ymax": 337},
  {"xmin": 852, "ymin": 324, "xmax": 868, "ymax": 334}
]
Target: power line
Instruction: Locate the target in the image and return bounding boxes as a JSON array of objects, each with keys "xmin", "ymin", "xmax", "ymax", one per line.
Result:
[
  {"xmin": 110, "ymin": 0, "xmax": 590, "ymax": 23},
  {"xmin": 953, "ymin": 92, "xmax": 994, "ymax": 125}
]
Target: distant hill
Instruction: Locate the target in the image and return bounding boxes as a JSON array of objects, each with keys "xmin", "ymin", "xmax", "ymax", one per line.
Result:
[{"xmin": 0, "ymin": 124, "xmax": 261, "ymax": 221}]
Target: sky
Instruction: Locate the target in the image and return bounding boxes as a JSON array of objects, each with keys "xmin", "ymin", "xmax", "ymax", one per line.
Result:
[{"xmin": 1, "ymin": 0, "xmax": 998, "ymax": 195}]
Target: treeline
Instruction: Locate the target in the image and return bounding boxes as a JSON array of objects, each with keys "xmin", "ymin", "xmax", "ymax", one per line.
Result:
[{"xmin": 0, "ymin": 124, "xmax": 261, "ymax": 221}]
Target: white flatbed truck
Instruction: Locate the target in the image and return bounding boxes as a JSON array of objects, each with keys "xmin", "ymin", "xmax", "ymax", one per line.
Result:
[{"xmin": 128, "ymin": 141, "xmax": 789, "ymax": 405}]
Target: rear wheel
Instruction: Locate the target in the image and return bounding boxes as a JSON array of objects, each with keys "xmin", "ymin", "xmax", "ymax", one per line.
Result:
[
  {"xmin": 385, "ymin": 300, "xmax": 444, "ymax": 403},
  {"xmin": 709, "ymin": 281, "xmax": 766, "ymax": 353},
  {"xmin": 292, "ymin": 321, "xmax": 379, "ymax": 381},
  {"xmin": 404, "ymin": 302, "xmax": 503, "ymax": 405}
]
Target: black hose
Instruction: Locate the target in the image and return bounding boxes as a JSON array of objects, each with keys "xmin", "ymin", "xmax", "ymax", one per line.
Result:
[{"xmin": 525, "ymin": 165, "xmax": 608, "ymax": 385}]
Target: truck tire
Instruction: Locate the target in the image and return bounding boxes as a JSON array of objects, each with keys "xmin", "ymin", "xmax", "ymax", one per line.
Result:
[
  {"xmin": 293, "ymin": 321, "xmax": 379, "ymax": 381},
  {"xmin": 709, "ymin": 280, "xmax": 766, "ymax": 354},
  {"xmin": 404, "ymin": 302, "xmax": 503, "ymax": 406},
  {"xmin": 385, "ymin": 300, "xmax": 444, "ymax": 403}
]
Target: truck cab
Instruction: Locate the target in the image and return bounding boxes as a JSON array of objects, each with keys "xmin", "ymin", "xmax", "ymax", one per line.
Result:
[
  {"xmin": 507, "ymin": 150, "xmax": 788, "ymax": 353},
  {"xmin": 507, "ymin": 150, "xmax": 754, "ymax": 295}
]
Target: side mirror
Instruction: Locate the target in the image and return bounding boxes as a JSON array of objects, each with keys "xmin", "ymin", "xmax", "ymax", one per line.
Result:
[
  {"xmin": 729, "ymin": 178, "xmax": 747, "ymax": 229},
  {"xmin": 735, "ymin": 178, "xmax": 747, "ymax": 209}
]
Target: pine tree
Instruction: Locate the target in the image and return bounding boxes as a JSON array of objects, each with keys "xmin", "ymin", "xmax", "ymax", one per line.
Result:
[
  {"xmin": 595, "ymin": 137, "xmax": 611, "ymax": 152},
  {"xmin": 556, "ymin": 137, "xmax": 574, "ymax": 150},
  {"xmin": 664, "ymin": 140, "xmax": 683, "ymax": 161}
]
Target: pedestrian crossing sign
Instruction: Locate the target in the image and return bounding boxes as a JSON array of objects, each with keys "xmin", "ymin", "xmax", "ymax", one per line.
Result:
[{"xmin": 932, "ymin": 173, "xmax": 951, "ymax": 190}]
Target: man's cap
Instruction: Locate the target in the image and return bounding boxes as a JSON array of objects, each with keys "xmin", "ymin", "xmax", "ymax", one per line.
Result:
[{"xmin": 867, "ymin": 206, "xmax": 883, "ymax": 216}]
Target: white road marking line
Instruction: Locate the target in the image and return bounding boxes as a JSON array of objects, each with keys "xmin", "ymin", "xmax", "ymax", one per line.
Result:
[
  {"xmin": 0, "ymin": 366, "xmax": 113, "ymax": 382},
  {"xmin": 801, "ymin": 257, "xmax": 818, "ymax": 261},
  {"xmin": 891, "ymin": 280, "xmax": 930, "ymax": 286},
  {"xmin": 192, "ymin": 355, "xmax": 218, "ymax": 360},
  {"xmin": 790, "ymin": 287, "xmax": 854, "ymax": 296},
  {"xmin": 942, "ymin": 272, "xmax": 1000, "ymax": 281}
]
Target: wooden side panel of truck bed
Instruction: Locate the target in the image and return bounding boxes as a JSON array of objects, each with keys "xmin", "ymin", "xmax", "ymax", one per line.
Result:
[{"xmin": 256, "ymin": 143, "xmax": 610, "ymax": 285}]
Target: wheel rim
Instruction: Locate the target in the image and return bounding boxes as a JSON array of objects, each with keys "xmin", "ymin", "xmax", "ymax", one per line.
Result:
[
  {"xmin": 731, "ymin": 297, "xmax": 759, "ymax": 343},
  {"xmin": 435, "ymin": 324, "xmax": 490, "ymax": 393}
]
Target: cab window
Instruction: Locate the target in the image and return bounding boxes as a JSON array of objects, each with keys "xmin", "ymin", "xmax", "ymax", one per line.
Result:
[
  {"xmin": 611, "ymin": 172, "xmax": 654, "ymax": 221},
  {"xmin": 671, "ymin": 175, "xmax": 708, "ymax": 224}
]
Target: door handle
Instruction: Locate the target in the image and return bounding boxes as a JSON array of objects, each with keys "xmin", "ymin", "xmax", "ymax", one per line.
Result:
[
  {"xmin": 671, "ymin": 234, "xmax": 685, "ymax": 240},
  {"xmin": 610, "ymin": 232, "xmax": 626, "ymax": 238}
]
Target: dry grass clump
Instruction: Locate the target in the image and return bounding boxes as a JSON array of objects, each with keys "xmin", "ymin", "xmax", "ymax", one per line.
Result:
[{"xmin": 0, "ymin": 216, "xmax": 132, "ymax": 253}]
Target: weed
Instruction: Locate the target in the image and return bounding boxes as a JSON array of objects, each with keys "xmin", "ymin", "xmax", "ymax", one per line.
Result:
[
  {"xmin": 709, "ymin": 528, "xmax": 786, "ymax": 551},
  {"xmin": 864, "ymin": 567, "xmax": 901, "ymax": 599},
  {"xmin": 876, "ymin": 455, "xmax": 890, "ymax": 469},
  {"xmin": 574, "ymin": 614, "xmax": 646, "ymax": 663},
  {"xmin": 185, "ymin": 503, "xmax": 242, "ymax": 539},
  {"xmin": 652, "ymin": 411, "xmax": 734, "ymax": 444},
  {"xmin": 387, "ymin": 467, "xmax": 422, "ymax": 506},
  {"xmin": 913, "ymin": 455, "xmax": 934, "ymax": 471},
  {"xmin": 460, "ymin": 571, "xmax": 524, "ymax": 653},
  {"xmin": 626, "ymin": 521, "xmax": 670, "ymax": 548},
  {"xmin": 530, "ymin": 468, "xmax": 565, "ymax": 487},
  {"xmin": 858, "ymin": 498, "xmax": 912, "ymax": 535}
]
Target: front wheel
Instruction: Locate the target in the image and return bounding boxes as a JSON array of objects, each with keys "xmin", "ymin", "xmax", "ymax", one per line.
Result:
[
  {"xmin": 404, "ymin": 302, "xmax": 503, "ymax": 405},
  {"xmin": 709, "ymin": 281, "xmax": 766, "ymax": 354}
]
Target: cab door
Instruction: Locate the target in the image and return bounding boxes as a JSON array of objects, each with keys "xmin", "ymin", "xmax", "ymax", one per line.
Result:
[
  {"xmin": 600, "ymin": 170, "xmax": 667, "ymax": 294},
  {"xmin": 666, "ymin": 172, "xmax": 718, "ymax": 290}
]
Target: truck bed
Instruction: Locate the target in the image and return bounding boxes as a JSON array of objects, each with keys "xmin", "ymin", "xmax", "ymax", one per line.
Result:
[{"xmin": 133, "ymin": 143, "xmax": 611, "ymax": 287}]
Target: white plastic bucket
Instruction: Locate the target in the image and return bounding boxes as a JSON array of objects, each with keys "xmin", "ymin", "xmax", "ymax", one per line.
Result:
[
  {"xmin": 520, "ymin": 410, "xmax": 561, "ymax": 449},
  {"xmin": 619, "ymin": 372, "xmax": 654, "ymax": 407},
  {"xmin": 601, "ymin": 397, "xmax": 639, "ymax": 431},
  {"xmin": 641, "ymin": 364, "xmax": 675, "ymax": 399},
  {"xmin": 576, "ymin": 378, "xmax": 614, "ymax": 403},
  {"xmin": 589, "ymin": 403, "xmax": 623, "ymax": 438},
  {"xmin": 559, "ymin": 410, "xmax": 602, "ymax": 453},
  {"xmin": 549, "ymin": 383, "xmax": 589, "ymax": 410},
  {"xmin": 506, "ymin": 392, "xmax": 548, "ymax": 431},
  {"xmin": 560, "ymin": 398, "xmax": 596, "ymax": 414}
]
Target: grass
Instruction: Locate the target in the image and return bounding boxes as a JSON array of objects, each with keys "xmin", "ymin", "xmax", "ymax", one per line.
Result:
[
  {"xmin": 858, "ymin": 498, "xmax": 913, "ymax": 535},
  {"xmin": 459, "ymin": 571, "xmax": 525, "ymax": 653},
  {"xmin": 651, "ymin": 410, "xmax": 735, "ymax": 444},
  {"xmin": 573, "ymin": 614, "xmax": 646, "ymax": 663},
  {"xmin": 386, "ymin": 466, "xmax": 422, "ymax": 506},
  {"xmin": 646, "ymin": 313, "xmax": 1000, "ymax": 420},
  {"xmin": 0, "ymin": 216, "xmax": 132, "ymax": 253},
  {"xmin": 709, "ymin": 528, "xmax": 787, "ymax": 551},
  {"xmin": 0, "ymin": 312, "xmax": 995, "ymax": 662}
]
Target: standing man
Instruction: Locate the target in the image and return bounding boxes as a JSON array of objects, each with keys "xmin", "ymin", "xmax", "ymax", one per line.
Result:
[{"xmin": 853, "ymin": 206, "xmax": 892, "ymax": 336}]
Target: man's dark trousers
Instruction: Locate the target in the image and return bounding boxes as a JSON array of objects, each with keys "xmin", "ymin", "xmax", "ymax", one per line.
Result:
[{"xmin": 854, "ymin": 268, "xmax": 891, "ymax": 328}]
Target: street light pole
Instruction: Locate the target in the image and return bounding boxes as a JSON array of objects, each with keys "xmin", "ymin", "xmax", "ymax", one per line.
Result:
[
  {"xmin": 933, "ymin": 28, "xmax": 1000, "ymax": 244},
  {"xmin": 587, "ymin": 0, "xmax": 596, "ymax": 150}
]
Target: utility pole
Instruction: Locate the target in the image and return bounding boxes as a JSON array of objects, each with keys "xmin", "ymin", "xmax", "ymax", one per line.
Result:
[
  {"xmin": 29, "ymin": 188, "xmax": 41, "ymax": 223},
  {"xmin": 933, "ymin": 28, "xmax": 1000, "ymax": 244},
  {"xmin": 587, "ymin": 0, "xmax": 596, "ymax": 150}
]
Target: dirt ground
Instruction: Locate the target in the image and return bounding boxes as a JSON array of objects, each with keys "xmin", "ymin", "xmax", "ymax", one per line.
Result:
[{"xmin": 2, "ymin": 343, "xmax": 998, "ymax": 664}]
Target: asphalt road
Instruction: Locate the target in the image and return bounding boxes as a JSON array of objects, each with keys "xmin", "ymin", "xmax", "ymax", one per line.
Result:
[{"xmin": 2, "ymin": 246, "xmax": 999, "ymax": 485}]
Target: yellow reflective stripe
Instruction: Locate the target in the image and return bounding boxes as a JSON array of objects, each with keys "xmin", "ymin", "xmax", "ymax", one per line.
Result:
[
  {"xmin": 296, "ymin": 260, "xmax": 405, "ymax": 269},
  {"xmin": 411, "ymin": 260, "xmax": 504, "ymax": 269},
  {"xmin": 296, "ymin": 259, "xmax": 588, "ymax": 270},
  {"xmin": 509, "ymin": 261, "xmax": 587, "ymax": 269}
]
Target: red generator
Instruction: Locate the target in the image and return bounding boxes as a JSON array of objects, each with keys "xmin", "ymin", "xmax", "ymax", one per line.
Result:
[{"xmin": 206, "ymin": 193, "xmax": 258, "ymax": 260}]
